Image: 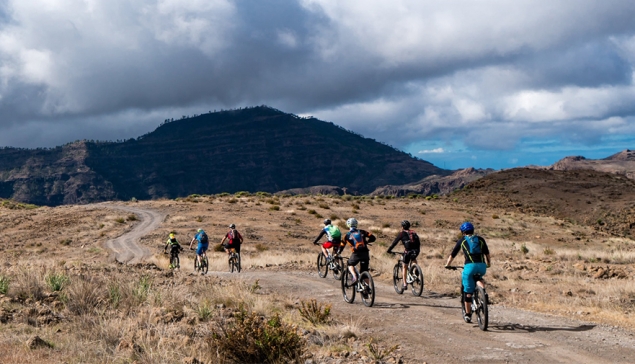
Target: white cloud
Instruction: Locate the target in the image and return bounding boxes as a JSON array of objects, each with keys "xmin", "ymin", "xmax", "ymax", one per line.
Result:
[{"xmin": 418, "ymin": 148, "xmax": 445, "ymax": 154}]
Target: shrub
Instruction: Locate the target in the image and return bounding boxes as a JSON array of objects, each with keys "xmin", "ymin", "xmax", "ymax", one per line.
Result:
[
  {"xmin": 12, "ymin": 269, "xmax": 45, "ymax": 302},
  {"xmin": 133, "ymin": 275, "xmax": 152, "ymax": 304},
  {"xmin": 307, "ymin": 209, "xmax": 317, "ymax": 215},
  {"xmin": 235, "ymin": 191, "xmax": 251, "ymax": 197},
  {"xmin": 0, "ymin": 276, "xmax": 9, "ymax": 295},
  {"xmin": 255, "ymin": 243, "xmax": 269, "ymax": 252},
  {"xmin": 329, "ymin": 214, "xmax": 339, "ymax": 221},
  {"xmin": 66, "ymin": 276, "xmax": 105, "ymax": 315},
  {"xmin": 269, "ymin": 205, "xmax": 280, "ymax": 211},
  {"xmin": 210, "ymin": 308, "xmax": 305, "ymax": 363},
  {"xmin": 217, "ymin": 192, "xmax": 230, "ymax": 197},
  {"xmin": 60, "ymin": 238, "xmax": 72, "ymax": 246},
  {"xmin": 115, "ymin": 217, "xmax": 125, "ymax": 224},
  {"xmin": 381, "ymin": 222, "xmax": 390, "ymax": 228},
  {"xmin": 126, "ymin": 214, "xmax": 137, "ymax": 221},
  {"xmin": 318, "ymin": 203, "xmax": 330, "ymax": 209},
  {"xmin": 45, "ymin": 273, "xmax": 70, "ymax": 292},
  {"xmin": 543, "ymin": 248, "xmax": 555, "ymax": 255},
  {"xmin": 214, "ymin": 243, "xmax": 225, "ymax": 252},
  {"xmin": 520, "ymin": 243, "xmax": 529, "ymax": 255},
  {"xmin": 365, "ymin": 337, "xmax": 399, "ymax": 361},
  {"xmin": 351, "ymin": 203, "xmax": 360, "ymax": 210},
  {"xmin": 492, "ymin": 214, "xmax": 500, "ymax": 219},
  {"xmin": 298, "ymin": 299, "xmax": 331, "ymax": 325},
  {"xmin": 197, "ymin": 299, "xmax": 213, "ymax": 322},
  {"xmin": 108, "ymin": 282, "xmax": 122, "ymax": 309},
  {"xmin": 228, "ymin": 198, "xmax": 238, "ymax": 204},
  {"xmin": 255, "ymin": 191, "xmax": 272, "ymax": 197}
]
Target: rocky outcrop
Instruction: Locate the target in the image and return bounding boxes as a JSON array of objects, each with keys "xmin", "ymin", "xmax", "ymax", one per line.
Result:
[
  {"xmin": 549, "ymin": 149, "xmax": 635, "ymax": 180},
  {"xmin": 370, "ymin": 167, "xmax": 495, "ymax": 196},
  {"xmin": 275, "ymin": 185, "xmax": 345, "ymax": 196}
]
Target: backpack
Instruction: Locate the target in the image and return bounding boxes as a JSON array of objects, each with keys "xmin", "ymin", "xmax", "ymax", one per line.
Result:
[
  {"xmin": 348, "ymin": 230, "xmax": 366, "ymax": 251},
  {"xmin": 326, "ymin": 225, "xmax": 341, "ymax": 239},
  {"xmin": 199, "ymin": 232, "xmax": 209, "ymax": 244},
  {"xmin": 229, "ymin": 230, "xmax": 241, "ymax": 244},
  {"xmin": 463, "ymin": 235, "xmax": 482, "ymax": 255},
  {"xmin": 404, "ymin": 230, "xmax": 420, "ymax": 250}
]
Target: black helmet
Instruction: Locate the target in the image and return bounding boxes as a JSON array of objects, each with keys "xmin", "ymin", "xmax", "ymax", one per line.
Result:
[
  {"xmin": 401, "ymin": 220, "xmax": 410, "ymax": 230},
  {"xmin": 229, "ymin": 224, "xmax": 236, "ymax": 229},
  {"xmin": 324, "ymin": 219, "xmax": 331, "ymax": 225}
]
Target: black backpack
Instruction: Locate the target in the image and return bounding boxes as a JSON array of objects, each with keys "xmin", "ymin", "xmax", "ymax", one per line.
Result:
[
  {"xmin": 403, "ymin": 230, "xmax": 420, "ymax": 251},
  {"xmin": 199, "ymin": 232, "xmax": 209, "ymax": 244}
]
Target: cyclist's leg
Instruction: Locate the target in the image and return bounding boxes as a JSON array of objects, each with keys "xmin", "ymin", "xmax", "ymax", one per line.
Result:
[
  {"xmin": 463, "ymin": 264, "xmax": 480, "ymax": 315},
  {"xmin": 360, "ymin": 258, "xmax": 370, "ymax": 286},
  {"xmin": 347, "ymin": 253, "xmax": 360, "ymax": 282},
  {"xmin": 322, "ymin": 241, "xmax": 333, "ymax": 259}
]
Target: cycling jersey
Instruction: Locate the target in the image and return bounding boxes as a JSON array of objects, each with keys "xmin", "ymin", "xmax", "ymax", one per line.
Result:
[
  {"xmin": 225, "ymin": 229, "xmax": 243, "ymax": 246},
  {"xmin": 312, "ymin": 225, "xmax": 342, "ymax": 245},
  {"xmin": 387, "ymin": 230, "xmax": 420, "ymax": 253},
  {"xmin": 449, "ymin": 235, "xmax": 489, "ymax": 264},
  {"xmin": 343, "ymin": 228, "xmax": 375, "ymax": 253}
]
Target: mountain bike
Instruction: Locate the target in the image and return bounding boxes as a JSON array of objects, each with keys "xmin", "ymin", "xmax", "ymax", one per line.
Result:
[
  {"xmin": 164, "ymin": 247, "xmax": 182, "ymax": 269},
  {"xmin": 191, "ymin": 248, "xmax": 208, "ymax": 275},
  {"xmin": 445, "ymin": 266, "xmax": 488, "ymax": 331},
  {"xmin": 228, "ymin": 248, "xmax": 241, "ymax": 273},
  {"xmin": 391, "ymin": 252, "xmax": 424, "ymax": 296},
  {"xmin": 316, "ymin": 245, "xmax": 344, "ymax": 279},
  {"xmin": 341, "ymin": 265, "xmax": 375, "ymax": 307}
]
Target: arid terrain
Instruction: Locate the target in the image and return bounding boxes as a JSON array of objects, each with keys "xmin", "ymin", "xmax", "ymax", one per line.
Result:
[{"xmin": 1, "ymin": 183, "xmax": 635, "ymax": 362}]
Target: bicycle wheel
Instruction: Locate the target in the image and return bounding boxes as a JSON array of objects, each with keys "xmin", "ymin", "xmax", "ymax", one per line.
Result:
[
  {"xmin": 341, "ymin": 269, "xmax": 355, "ymax": 303},
  {"xmin": 236, "ymin": 253, "xmax": 241, "ymax": 273},
  {"xmin": 171, "ymin": 255, "xmax": 179, "ymax": 269},
  {"xmin": 393, "ymin": 262, "xmax": 404, "ymax": 294},
  {"xmin": 410, "ymin": 264, "xmax": 424, "ymax": 297},
  {"xmin": 475, "ymin": 286, "xmax": 488, "ymax": 331},
  {"xmin": 360, "ymin": 271, "xmax": 375, "ymax": 307},
  {"xmin": 194, "ymin": 257, "xmax": 199, "ymax": 272},
  {"xmin": 332, "ymin": 256, "xmax": 344, "ymax": 280},
  {"xmin": 229, "ymin": 255, "xmax": 235, "ymax": 273},
  {"xmin": 317, "ymin": 253, "xmax": 328, "ymax": 278},
  {"xmin": 202, "ymin": 257, "xmax": 208, "ymax": 274}
]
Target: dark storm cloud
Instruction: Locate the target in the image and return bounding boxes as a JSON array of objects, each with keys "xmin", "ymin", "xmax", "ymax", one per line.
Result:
[{"xmin": 1, "ymin": 0, "xmax": 635, "ymax": 151}]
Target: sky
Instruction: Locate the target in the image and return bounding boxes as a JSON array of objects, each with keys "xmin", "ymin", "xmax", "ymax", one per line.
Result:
[{"xmin": 1, "ymin": 1, "xmax": 635, "ymax": 169}]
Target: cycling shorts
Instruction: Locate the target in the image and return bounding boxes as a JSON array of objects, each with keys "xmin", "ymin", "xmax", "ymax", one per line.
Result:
[
  {"xmin": 463, "ymin": 262, "xmax": 487, "ymax": 294},
  {"xmin": 223, "ymin": 242, "xmax": 240, "ymax": 254},
  {"xmin": 322, "ymin": 241, "xmax": 335, "ymax": 249},
  {"xmin": 404, "ymin": 250, "xmax": 420, "ymax": 264},
  {"xmin": 347, "ymin": 251, "xmax": 369, "ymax": 273},
  {"xmin": 169, "ymin": 245, "xmax": 181, "ymax": 254},
  {"xmin": 196, "ymin": 243, "xmax": 209, "ymax": 256}
]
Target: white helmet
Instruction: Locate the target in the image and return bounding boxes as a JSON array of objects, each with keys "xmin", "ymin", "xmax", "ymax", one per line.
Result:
[{"xmin": 346, "ymin": 218, "xmax": 358, "ymax": 228}]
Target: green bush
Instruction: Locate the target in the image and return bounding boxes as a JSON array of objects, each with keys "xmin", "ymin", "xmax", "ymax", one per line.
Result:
[
  {"xmin": 45, "ymin": 273, "xmax": 70, "ymax": 292},
  {"xmin": 307, "ymin": 209, "xmax": 317, "ymax": 215},
  {"xmin": 0, "ymin": 276, "xmax": 9, "ymax": 295},
  {"xmin": 115, "ymin": 217, "xmax": 125, "ymax": 224},
  {"xmin": 298, "ymin": 299, "xmax": 331, "ymax": 325},
  {"xmin": 269, "ymin": 205, "xmax": 280, "ymax": 211},
  {"xmin": 126, "ymin": 214, "xmax": 137, "ymax": 221},
  {"xmin": 255, "ymin": 191, "xmax": 272, "ymax": 197},
  {"xmin": 235, "ymin": 191, "xmax": 251, "ymax": 197},
  {"xmin": 210, "ymin": 308, "xmax": 305, "ymax": 363}
]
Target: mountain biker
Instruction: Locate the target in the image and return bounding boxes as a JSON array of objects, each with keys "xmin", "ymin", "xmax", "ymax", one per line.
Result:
[
  {"xmin": 220, "ymin": 224, "xmax": 243, "ymax": 256},
  {"xmin": 343, "ymin": 218, "xmax": 375, "ymax": 285},
  {"xmin": 387, "ymin": 220, "xmax": 421, "ymax": 289},
  {"xmin": 312, "ymin": 219, "xmax": 344, "ymax": 261},
  {"xmin": 445, "ymin": 222, "xmax": 491, "ymax": 323},
  {"xmin": 164, "ymin": 233, "xmax": 183, "ymax": 268},
  {"xmin": 189, "ymin": 228, "xmax": 209, "ymax": 269}
]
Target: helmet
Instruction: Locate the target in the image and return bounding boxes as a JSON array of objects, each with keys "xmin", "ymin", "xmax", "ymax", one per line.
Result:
[
  {"xmin": 401, "ymin": 220, "xmax": 410, "ymax": 230},
  {"xmin": 197, "ymin": 228, "xmax": 203, "ymax": 233},
  {"xmin": 323, "ymin": 219, "xmax": 331, "ymax": 225},
  {"xmin": 229, "ymin": 224, "xmax": 236, "ymax": 229},
  {"xmin": 460, "ymin": 222, "xmax": 474, "ymax": 234},
  {"xmin": 346, "ymin": 218, "xmax": 358, "ymax": 228},
  {"xmin": 169, "ymin": 233, "xmax": 175, "ymax": 239}
]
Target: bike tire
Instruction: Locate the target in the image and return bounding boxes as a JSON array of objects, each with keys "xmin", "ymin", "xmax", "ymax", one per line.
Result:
[
  {"xmin": 332, "ymin": 256, "xmax": 344, "ymax": 280},
  {"xmin": 194, "ymin": 257, "xmax": 199, "ymax": 272},
  {"xmin": 317, "ymin": 253, "xmax": 328, "ymax": 278},
  {"xmin": 475, "ymin": 286, "xmax": 488, "ymax": 331},
  {"xmin": 410, "ymin": 264, "xmax": 424, "ymax": 296},
  {"xmin": 229, "ymin": 256, "xmax": 235, "ymax": 273},
  {"xmin": 393, "ymin": 263, "xmax": 404, "ymax": 294},
  {"xmin": 341, "ymin": 269, "xmax": 355, "ymax": 304},
  {"xmin": 202, "ymin": 257, "xmax": 208, "ymax": 274},
  {"xmin": 171, "ymin": 255, "xmax": 180, "ymax": 269},
  {"xmin": 360, "ymin": 271, "xmax": 375, "ymax": 307},
  {"xmin": 236, "ymin": 253, "xmax": 241, "ymax": 273}
]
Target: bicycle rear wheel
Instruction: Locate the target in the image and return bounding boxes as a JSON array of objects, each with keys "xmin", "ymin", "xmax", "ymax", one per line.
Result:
[
  {"xmin": 341, "ymin": 269, "xmax": 355, "ymax": 303},
  {"xmin": 410, "ymin": 264, "xmax": 424, "ymax": 296},
  {"xmin": 202, "ymin": 257, "xmax": 208, "ymax": 274},
  {"xmin": 393, "ymin": 263, "xmax": 404, "ymax": 294},
  {"xmin": 475, "ymin": 286, "xmax": 488, "ymax": 331},
  {"xmin": 360, "ymin": 271, "xmax": 375, "ymax": 307},
  {"xmin": 332, "ymin": 256, "xmax": 344, "ymax": 280},
  {"xmin": 229, "ymin": 256, "xmax": 235, "ymax": 273},
  {"xmin": 236, "ymin": 253, "xmax": 241, "ymax": 273},
  {"xmin": 171, "ymin": 255, "xmax": 179, "ymax": 269},
  {"xmin": 317, "ymin": 253, "xmax": 328, "ymax": 278}
]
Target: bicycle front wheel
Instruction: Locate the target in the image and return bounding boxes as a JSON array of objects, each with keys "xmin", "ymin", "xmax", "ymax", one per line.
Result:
[
  {"xmin": 341, "ymin": 269, "xmax": 355, "ymax": 304},
  {"xmin": 410, "ymin": 264, "xmax": 424, "ymax": 296},
  {"xmin": 475, "ymin": 286, "xmax": 488, "ymax": 331},
  {"xmin": 360, "ymin": 271, "xmax": 375, "ymax": 307},
  {"xmin": 332, "ymin": 256, "xmax": 344, "ymax": 280},
  {"xmin": 317, "ymin": 253, "xmax": 328, "ymax": 278},
  {"xmin": 171, "ymin": 255, "xmax": 180, "ymax": 269},
  {"xmin": 202, "ymin": 257, "xmax": 208, "ymax": 274},
  {"xmin": 393, "ymin": 263, "xmax": 404, "ymax": 294},
  {"xmin": 229, "ymin": 256, "xmax": 235, "ymax": 273},
  {"xmin": 236, "ymin": 253, "xmax": 241, "ymax": 273}
]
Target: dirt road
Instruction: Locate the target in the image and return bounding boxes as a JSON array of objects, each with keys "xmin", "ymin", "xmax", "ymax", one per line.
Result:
[
  {"xmin": 100, "ymin": 204, "xmax": 165, "ymax": 264},
  {"xmin": 104, "ymin": 205, "xmax": 635, "ymax": 362}
]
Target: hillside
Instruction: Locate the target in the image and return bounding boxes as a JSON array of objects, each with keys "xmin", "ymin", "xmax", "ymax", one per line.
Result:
[
  {"xmin": 0, "ymin": 107, "xmax": 448, "ymax": 205},
  {"xmin": 548, "ymin": 149, "xmax": 635, "ymax": 179},
  {"xmin": 369, "ymin": 167, "xmax": 495, "ymax": 196}
]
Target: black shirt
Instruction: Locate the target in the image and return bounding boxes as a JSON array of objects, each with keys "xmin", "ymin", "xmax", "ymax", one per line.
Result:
[
  {"xmin": 450, "ymin": 235, "xmax": 489, "ymax": 264},
  {"xmin": 387, "ymin": 230, "xmax": 420, "ymax": 253}
]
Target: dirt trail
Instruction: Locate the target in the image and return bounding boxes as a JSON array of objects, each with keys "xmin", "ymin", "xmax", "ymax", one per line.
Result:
[
  {"xmin": 207, "ymin": 269, "xmax": 635, "ymax": 363},
  {"xmin": 100, "ymin": 204, "xmax": 165, "ymax": 264}
]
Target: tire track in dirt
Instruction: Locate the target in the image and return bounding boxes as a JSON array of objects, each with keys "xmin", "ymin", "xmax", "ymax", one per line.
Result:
[
  {"xmin": 100, "ymin": 204, "xmax": 165, "ymax": 264},
  {"xmin": 209, "ymin": 269, "xmax": 635, "ymax": 363}
]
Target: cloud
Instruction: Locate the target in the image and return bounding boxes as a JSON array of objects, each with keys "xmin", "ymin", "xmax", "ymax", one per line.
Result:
[
  {"xmin": 0, "ymin": 0, "xmax": 634, "ymax": 153},
  {"xmin": 418, "ymin": 148, "xmax": 445, "ymax": 154}
]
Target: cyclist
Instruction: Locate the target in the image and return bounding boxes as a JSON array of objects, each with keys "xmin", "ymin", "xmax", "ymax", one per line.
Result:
[
  {"xmin": 163, "ymin": 233, "xmax": 183, "ymax": 268},
  {"xmin": 445, "ymin": 222, "xmax": 491, "ymax": 323},
  {"xmin": 342, "ymin": 218, "xmax": 375, "ymax": 285},
  {"xmin": 386, "ymin": 220, "xmax": 421, "ymax": 289},
  {"xmin": 220, "ymin": 224, "xmax": 243, "ymax": 257},
  {"xmin": 312, "ymin": 219, "xmax": 344, "ymax": 262},
  {"xmin": 189, "ymin": 228, "xmax": 209, "ymax": 270}
]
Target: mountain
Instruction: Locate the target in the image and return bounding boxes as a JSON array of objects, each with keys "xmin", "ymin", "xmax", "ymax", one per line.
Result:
[
  {"xmin": 0, "ymin": 106, "xmax": 449, "ymax": 205},
  {"xmin": 548, "ymin": 149, "xmax": 635, "ymax": 179},
  {"xmin": 369, "ymin": 167, "xmax": 495, "ymax": 197}
]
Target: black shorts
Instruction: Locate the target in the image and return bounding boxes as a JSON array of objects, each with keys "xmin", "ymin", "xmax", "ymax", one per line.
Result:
[
  {"xmin": 224, "ymin": 243, "xmax": 240, "ymax": 254},
  {"xmin": 169, "ymin": 246, "xmax": 181, "ymax": 255},
  {"xmin": 404, "ymin": 250, "xmax": 419, "ymax": 264},
  {"xmin": 347, "ymin": 251, "xmax": 369, "ymax": 273}
]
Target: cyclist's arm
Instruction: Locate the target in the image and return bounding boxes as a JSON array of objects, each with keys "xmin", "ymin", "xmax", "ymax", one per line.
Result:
[
  {"xmin": 481, "ymin": 238, "xmax": 491, "ymax": 266},
  {"xmin": 386, "ymin": 233, "xmax": 402, "ymax": 254},
  {"xmin": 189, "ymin": 237, "xmax": 197, "ymax": 249},
  {"xmin": 312, "ymin": 230, "xmax": 326, "ymax": 245},
  {"xmin": 445, "ymin": 240, "xmax": 462, "ymax": 266},
  {"xmin": 238, "ymin": 231, "xmax": 244, "ymax": 244},
  {"xmin": 220, "ymin": 235, "xmax": 227, "ymax": 244},
  {"xmin": 164, "ymin": 241, "xmax": 169, "ymax": 251}
]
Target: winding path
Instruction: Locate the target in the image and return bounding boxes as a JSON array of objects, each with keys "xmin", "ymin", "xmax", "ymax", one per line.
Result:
[{"xmin": 101, "ymin": 204, "xmax": 165, "ymax": 264}]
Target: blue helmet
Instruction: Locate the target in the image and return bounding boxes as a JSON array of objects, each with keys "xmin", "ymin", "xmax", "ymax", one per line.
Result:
[{"xmin": 460, "ymin": 222, "xmax": 474, "ymax": 233}]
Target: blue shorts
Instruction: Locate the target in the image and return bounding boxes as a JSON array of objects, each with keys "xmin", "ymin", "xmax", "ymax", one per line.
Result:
[
  {"xmin": 196, "ymin": 243, "xmax": 209, "ymax": 255},
  {"xmin": 463, "ymin": 263, "xmax": 487, "ymax": 294}
]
